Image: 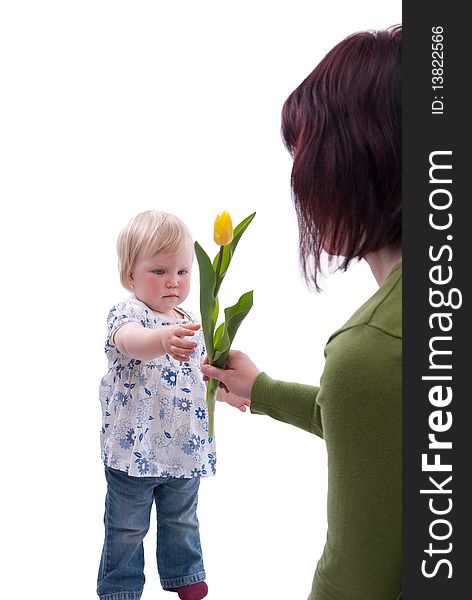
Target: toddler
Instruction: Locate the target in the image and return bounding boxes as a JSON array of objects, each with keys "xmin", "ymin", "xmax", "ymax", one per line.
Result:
[{"xmin": 97, "ymin": 210, "xmax": 215, "ymax": 600}]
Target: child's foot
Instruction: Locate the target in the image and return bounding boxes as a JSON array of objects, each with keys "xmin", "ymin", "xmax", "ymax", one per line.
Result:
[{"xmin": 173, "ymin": 581, "xmax": 208, "ymax": 600}]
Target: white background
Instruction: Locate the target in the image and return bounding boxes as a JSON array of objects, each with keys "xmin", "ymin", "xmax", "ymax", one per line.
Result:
[{"xmin": 1, "ymin": 2, "xmax": 400, "ymax": 598}]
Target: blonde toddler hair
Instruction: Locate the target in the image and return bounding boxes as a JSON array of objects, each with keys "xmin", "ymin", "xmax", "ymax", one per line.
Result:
[{"xmin": 117, "ymin": 210, "xmax": 193, "ymax": 291}]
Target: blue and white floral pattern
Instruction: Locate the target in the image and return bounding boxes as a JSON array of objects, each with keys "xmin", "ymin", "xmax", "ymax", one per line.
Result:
[{"xmin": 99, "ymin": 296, "xmax": 216, "ymax": 478}]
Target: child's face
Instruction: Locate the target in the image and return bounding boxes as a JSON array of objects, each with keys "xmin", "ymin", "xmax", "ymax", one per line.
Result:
[{"xmin": 129, "ymin": 242, "xmax": 193, "ymax": 315}]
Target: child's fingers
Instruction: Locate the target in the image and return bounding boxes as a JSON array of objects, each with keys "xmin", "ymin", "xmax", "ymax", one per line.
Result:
[
  {"xmin": 175, "ymin": 326, "xmax": 200, "ymax": 340},
  {"xmin": 171, "ymin": 351, "xmax": 192, "ymax": 362},
  {"xmin": 172, "ymin": 346, "xmax": 196, "ymax": 359},
  {"xmin": 181, "ymin": 323, "xmax": 200, "ymax": 332},
  {"xmin": 172, "ymin": 334, "xmax": 197, "ymax": 350}
]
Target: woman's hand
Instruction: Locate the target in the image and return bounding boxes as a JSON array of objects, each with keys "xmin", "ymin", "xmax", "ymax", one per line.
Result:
[
  {"xmin": 216, "ymin": 385, "xmax": 251, "ymax": 412},
  {"xmin": 202, "ymin": 356, "xmax": 250, "ymax": 411},
  {"xmin": 161, "ymin": 323, "xmax": 200, "ymax": 362},
  {"xmin": 201, "ymin": 350, "xmax": 260, "ymax": 402}
]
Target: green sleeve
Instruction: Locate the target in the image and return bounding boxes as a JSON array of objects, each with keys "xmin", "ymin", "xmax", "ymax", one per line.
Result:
[
  {"xmin": 310, "ymin": 324, "xmax": 402, "ymax": 599},
  {"xmin": 250, "ymin": 324, "xmax": 402, "ymax": 599},
  {"xmin": 250, "ymin": 372, "xmax": 323, "ymax": 438}
]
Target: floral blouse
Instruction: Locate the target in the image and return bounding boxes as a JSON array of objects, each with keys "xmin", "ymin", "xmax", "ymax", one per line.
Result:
[{"xmin": 99, "ymin": 295, "xmax": 216, "ymax": 478}]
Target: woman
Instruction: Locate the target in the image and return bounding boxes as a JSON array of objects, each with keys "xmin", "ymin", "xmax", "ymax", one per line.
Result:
[{"xmin": 202, "ymin": 26, "xmax": 402, "ymax": 600}]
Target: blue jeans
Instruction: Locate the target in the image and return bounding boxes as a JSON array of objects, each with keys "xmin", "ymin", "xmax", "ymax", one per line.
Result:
[{"xmin": 97, "ymin": 467, "xmax": 206, "ymax": 600}]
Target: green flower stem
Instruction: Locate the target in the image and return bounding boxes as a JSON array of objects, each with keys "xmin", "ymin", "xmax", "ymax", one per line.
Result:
[
  {"xmin": 215, "ymin": 246, "xmax": 224, "ymax": 278},
  {"xmin": 206, "ymin": 245, "xmax": 225, "ymax": 436},
  {"xmin": 214, "ymin": 245, "xmax": 224, "ymax": 296},
  {"xmin": 206, "ymin": 377, "xmax": 219, "ymax": 437}
]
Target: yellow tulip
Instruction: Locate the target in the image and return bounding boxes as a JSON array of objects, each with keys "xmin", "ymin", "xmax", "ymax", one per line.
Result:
[{"xmin": 213, "ymin": 211, "xmax": 234, "ymax": 246}]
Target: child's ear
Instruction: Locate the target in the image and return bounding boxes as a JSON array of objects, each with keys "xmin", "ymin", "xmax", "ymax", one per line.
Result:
[{"xmin": 128, "ymin": 272, "xmax": 135, "ymax": 289}]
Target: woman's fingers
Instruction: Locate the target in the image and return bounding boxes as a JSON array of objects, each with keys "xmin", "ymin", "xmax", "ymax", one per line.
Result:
[
  {"xmin": 201, "ymin": 363, "xmax": 226, "ymax": 382},
  {"xmin": 200, "ymin": 350, "xmax": 259, "ymax": 400}
]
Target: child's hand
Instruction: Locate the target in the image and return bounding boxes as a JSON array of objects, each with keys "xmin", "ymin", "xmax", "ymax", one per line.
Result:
[{"xmin": 161, "ymin": 323, "xmax": 200, "ymax": 362}]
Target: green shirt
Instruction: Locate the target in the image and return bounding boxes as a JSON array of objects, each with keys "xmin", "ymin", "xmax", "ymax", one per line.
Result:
[{"xmin": 251, "ymin": 264, "xmax": 402, "ymax": 600}]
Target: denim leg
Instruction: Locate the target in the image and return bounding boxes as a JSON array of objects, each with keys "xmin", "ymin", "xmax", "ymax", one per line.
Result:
[
  {"xmin": 155, "ymin": 477, "xmax": 206, "ymax": 589},
  {"xmin": 97, "ymin": 467, "xmax": 155, "ymax": 600}
]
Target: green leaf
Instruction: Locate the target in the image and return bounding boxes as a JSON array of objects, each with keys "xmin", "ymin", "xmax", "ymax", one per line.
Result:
[
  {"xmin": 213, "ymin": 321, "xmax": 231, "ymax": 364},
  {"xmin": 213, "ymin": 321, "xmax": 225, "ymax": 349},
  {"xmin": 194, "ymin": 241, "xmax": 217, "ymax": 361},
  {"xmin": 224, "ymin": 290, "xmax": 253, "ymax": 345},
  {"xmin": 212, "ymin": 212, "xmax": 256, "ymax": 296},
  {"xmin": 212, "ymin": 290, "xmax": 253, "ymax": 367},
  {"xmin": 212, "ymin": 296, "xmax": 219, "ymax": 326}
]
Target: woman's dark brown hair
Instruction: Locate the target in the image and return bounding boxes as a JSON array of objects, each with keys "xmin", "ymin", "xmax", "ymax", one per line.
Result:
[{"xmin": 282, "ymin": 25, "xmax": 401, "ymax": 289}]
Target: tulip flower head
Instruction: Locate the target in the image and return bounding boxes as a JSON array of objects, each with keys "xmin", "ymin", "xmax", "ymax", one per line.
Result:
[{"xmin": 213, "ymin": 211, "xmax": 234, "ymax": 246}]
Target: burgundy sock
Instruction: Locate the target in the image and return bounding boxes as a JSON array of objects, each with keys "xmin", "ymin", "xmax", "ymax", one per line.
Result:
[{"xmin": 175, "ymin": 581, "xmax": 208, "ymax": 600}]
